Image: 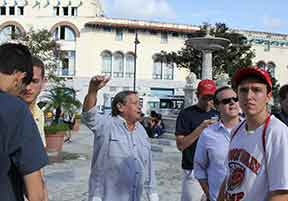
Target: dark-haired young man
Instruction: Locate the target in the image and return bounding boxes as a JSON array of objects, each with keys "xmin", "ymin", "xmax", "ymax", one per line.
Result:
[
  {"xmin": 218, "ymin": 67, "xmax": 288, "ymax": 201},
  {"xmin": 0, "ymin": 43, "xmax": 48, "ymax": 201},
  {"xmin": 82, "ymin": 75, "xmax": 159, "ymax": 201},
  {"xmin": 21, "ymin": 56, "xmax": 46, "ymax": 146},
  {"xmin": 20, "ymin": 56, "xmax": 48, "ymax": 201}
]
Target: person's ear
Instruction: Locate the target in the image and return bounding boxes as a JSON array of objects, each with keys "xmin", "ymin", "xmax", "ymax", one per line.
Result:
[
  {"xmin": 117, "ymin": 103, "xmax": 124, "ymax": 112},
  {"xmin": 267, "ymin": 90, "xmax": 273, "ymax": 102},
  {"xmin": 268, "ymin": 90, "xmax": 272, "ymax": 98}
]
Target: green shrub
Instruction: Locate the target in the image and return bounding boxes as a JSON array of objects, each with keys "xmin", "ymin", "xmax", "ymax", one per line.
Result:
[{"xmin": 44, "ymin": 123, "xmax": 69, "ymax": 134}]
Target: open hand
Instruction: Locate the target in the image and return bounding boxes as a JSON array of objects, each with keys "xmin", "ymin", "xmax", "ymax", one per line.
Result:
[{"xmin": 88, "ymin": 75, "xmax": 110, "ymax": 94}]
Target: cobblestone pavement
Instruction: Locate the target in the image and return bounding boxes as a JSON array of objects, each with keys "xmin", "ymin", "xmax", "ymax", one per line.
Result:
[{"xmin": 45, "ymin": 125, "xmax": 182, "ymax": 201}]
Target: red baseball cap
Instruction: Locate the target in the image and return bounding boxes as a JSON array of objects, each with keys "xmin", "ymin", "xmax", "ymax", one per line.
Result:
[
  {"xmin": 232, "ymin": 66, "xmax": 272, "ymax": 90},
  {"xmin": 197, "ymin": 79, "xmax": 217, "ymax": 96}
]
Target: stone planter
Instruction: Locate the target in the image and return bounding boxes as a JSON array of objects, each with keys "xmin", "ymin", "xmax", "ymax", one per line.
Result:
[{"xmin": 45, "ymin": 131, "xmax": 65, "ymax": 153}]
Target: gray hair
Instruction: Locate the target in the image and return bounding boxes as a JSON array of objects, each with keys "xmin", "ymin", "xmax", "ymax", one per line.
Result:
[{"xmin": 111, "ymin": 90, "xmax": 137, "ymax": 116}]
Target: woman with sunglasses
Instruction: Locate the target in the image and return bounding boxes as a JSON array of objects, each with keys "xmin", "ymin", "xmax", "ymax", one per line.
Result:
[{"xmin": 194, "ymin": 86, "xmax": 241, "ymax": 201}]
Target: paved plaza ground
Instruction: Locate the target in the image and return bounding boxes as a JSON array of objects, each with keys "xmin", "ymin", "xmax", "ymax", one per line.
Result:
[{"xmin": 45, "ymin": 124, "xmax": 183, "ymax": 201}]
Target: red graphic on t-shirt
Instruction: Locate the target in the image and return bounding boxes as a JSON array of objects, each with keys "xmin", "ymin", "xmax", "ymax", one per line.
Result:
[
  {"xmin": 228, "ymin": 148, "xmax": 261, "ymax": 174},
  {"xmin": 226, "ymin": 148, "xmax": 262, "ymax": 201},
  {"xmin": 227, "ymin": 162, "xmax": 245, "ymax": 191}
]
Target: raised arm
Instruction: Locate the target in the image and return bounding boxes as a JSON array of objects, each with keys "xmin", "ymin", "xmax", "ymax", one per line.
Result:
[{"xmin": 83, "ymin": 75, "xmax": 110, "ymax": 112}]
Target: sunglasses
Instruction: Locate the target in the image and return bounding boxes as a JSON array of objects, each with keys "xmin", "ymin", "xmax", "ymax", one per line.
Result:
[
  {"xmin": 219, "ymin": 97, "xmax": 238, "ymax": 105},
  {"xmin": 201, "ymin": 95, "xmax": 214, "ymax": 101}
]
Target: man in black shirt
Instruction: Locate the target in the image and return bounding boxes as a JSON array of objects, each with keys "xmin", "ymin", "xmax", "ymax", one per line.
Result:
[
  {"xmin": 0, "ymin": 43, "xmax": 48, "ymax": 201},
  {"xmin": 175, "ymin": 79, "xmax": 218, "ymax": 201}
]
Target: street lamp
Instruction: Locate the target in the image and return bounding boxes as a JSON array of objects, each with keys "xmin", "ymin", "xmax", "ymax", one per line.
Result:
[{"xmin": 133, "ymin": 31, "xmax": 140, "ymax": 91}]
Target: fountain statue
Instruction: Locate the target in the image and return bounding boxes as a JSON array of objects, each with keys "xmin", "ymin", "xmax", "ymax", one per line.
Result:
[
  {"xmin": 186, "ymin": 26, "xmax": 231, "ymax": 80},
  {"xmin": 183, "ymin": 71, "xmax": 198, "ymax": 108}
]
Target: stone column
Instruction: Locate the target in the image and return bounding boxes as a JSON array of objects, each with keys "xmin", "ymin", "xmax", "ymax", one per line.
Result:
[
  {"xmin": 201, "ymin": 50, "xmax": 213, "ymax": 80},
  {"xmin": 183, "ymin": 72, "xmax": 197, "ymax": 108}
]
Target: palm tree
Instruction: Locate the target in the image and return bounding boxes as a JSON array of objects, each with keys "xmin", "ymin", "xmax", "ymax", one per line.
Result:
[{"xmin": 43, "ymin": 86, "xmax": 81, "ymax": 124}]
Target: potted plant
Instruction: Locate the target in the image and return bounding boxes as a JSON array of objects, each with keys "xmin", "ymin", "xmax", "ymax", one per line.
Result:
[
  {"xmin": 43, "ymin": 86, "xmax": 81, "ymax": 153},
  {"xmin": 44, "ymin": 123, "xmax": 69, "ymax": 152}
]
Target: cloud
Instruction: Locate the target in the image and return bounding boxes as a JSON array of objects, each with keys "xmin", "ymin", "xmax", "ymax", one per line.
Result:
[
  {"xmin": 102, "ymin": 0, "xmax": 176, "ymax": 20},
  {"xmin": 263, "ymin": 16, "xmax": 284, "ymax": 29}
]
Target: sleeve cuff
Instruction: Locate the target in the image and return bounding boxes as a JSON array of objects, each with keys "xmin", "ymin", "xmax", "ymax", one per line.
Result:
[
  {"xmin": 82, "ymin": 105, "xmax": 98, "ymax": 116},
  {"xmin": 81, "ymin": 105, "xmax": 99, "ymax": 123},
  {"xmin": 270, "ymin": 184, "xmax": 288, "ymax": 192},
  {"xmin": 90, "ymin": 197, "xmax": 102, "ymax": 201},
  {"xmin": 194, "ymin": 168, "xmax": 207, "ymax": 180}
]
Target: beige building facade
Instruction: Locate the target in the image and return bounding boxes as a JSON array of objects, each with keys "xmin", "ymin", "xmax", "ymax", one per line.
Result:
[{"xmin": 0, "ymin": 0, "xmax": 288, "ymax": 107}]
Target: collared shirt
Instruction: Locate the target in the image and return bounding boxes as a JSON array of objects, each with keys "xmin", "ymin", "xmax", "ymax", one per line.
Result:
[
  {"xmin": 82, "ymin": 106, "xmax": 158, "ymax": 201},
  {"xmin": 194, "ymin": 121, "xmax": 235, "ymax": 201},
  {"xmin": 31, "ymin": 103, "xmax": 46, "ymax": 147}
]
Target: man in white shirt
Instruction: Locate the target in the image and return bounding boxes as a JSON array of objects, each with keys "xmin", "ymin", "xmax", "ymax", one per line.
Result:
[
  {"xmin": 194, "ymin": 86, "xmax": 241, "ymax": 201},
  {"xmin": 218, "ymin": 67, "xmax": 288, "ymax": 201},
  {"xmin": 82, "ymin": 75, "xmax": 159, "ymax": 201}
]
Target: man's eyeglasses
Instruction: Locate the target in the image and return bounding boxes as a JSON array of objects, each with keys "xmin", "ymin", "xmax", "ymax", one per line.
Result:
[{"xmin": 219, "ymin": 97, "xmax": 238, "ymax": 105}]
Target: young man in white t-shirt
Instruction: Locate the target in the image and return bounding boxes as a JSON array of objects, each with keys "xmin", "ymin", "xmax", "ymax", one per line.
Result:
[{"xmin": 217, "ymin": 67, "xmax": 288, "ymax": 201}]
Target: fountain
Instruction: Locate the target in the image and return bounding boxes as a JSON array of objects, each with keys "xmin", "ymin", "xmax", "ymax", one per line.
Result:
[{"xmin": 186, "ymin": 27, "xmax": 231, "ymax": 79}]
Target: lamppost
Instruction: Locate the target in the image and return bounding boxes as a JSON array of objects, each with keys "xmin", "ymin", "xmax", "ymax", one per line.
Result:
[{"xmin": 133, "ymin": 31, "xmax": 140, "ymax": 91}]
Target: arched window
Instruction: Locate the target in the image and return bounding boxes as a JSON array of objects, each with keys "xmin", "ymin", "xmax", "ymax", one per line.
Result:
[
  {"xmin": 125, "ymin": 53, "xmax": 134, "ymax": 78},
  {"xmin": 101, "ymin": 51, "xmax": 112, "ymax": 76},
  {"xmin": 53, "ymin": 26, "xmax": 76, "ymax": 41},
  {"xmin": 59, "ymin": 50, "xmax": 75, "ymax": 76},
  {"xmin": 152, "ymin": 54, "xmax": 174, "ymax": 80},
  {"xmin": 0, "ymin": 25, "xmax": 21, "ymax": 43},
  {"xmin": 267, "ymin": 62, "xmax": 276, "ymax": 77},
  {"xmin": 113, "ymin": 52, "xmax": 124, "ymax": 78}
]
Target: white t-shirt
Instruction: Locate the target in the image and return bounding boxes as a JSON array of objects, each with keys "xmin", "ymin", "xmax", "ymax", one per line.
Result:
[{"xmin": 225, "ymin": 115, "xmax": 288, "ymax": 201}]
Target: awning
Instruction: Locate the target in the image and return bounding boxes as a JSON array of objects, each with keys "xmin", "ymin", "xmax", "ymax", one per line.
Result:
[
  {"xmin": 16, "ymin": 0, "xmax": 26, "ymax": 6},
  {"xmin": 70, "ymin": 0, "xmax": 81, "ymax": 7},
  {"xmin": 5, "ymin": 0, "xmax": 16, "ymax": 6}
]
